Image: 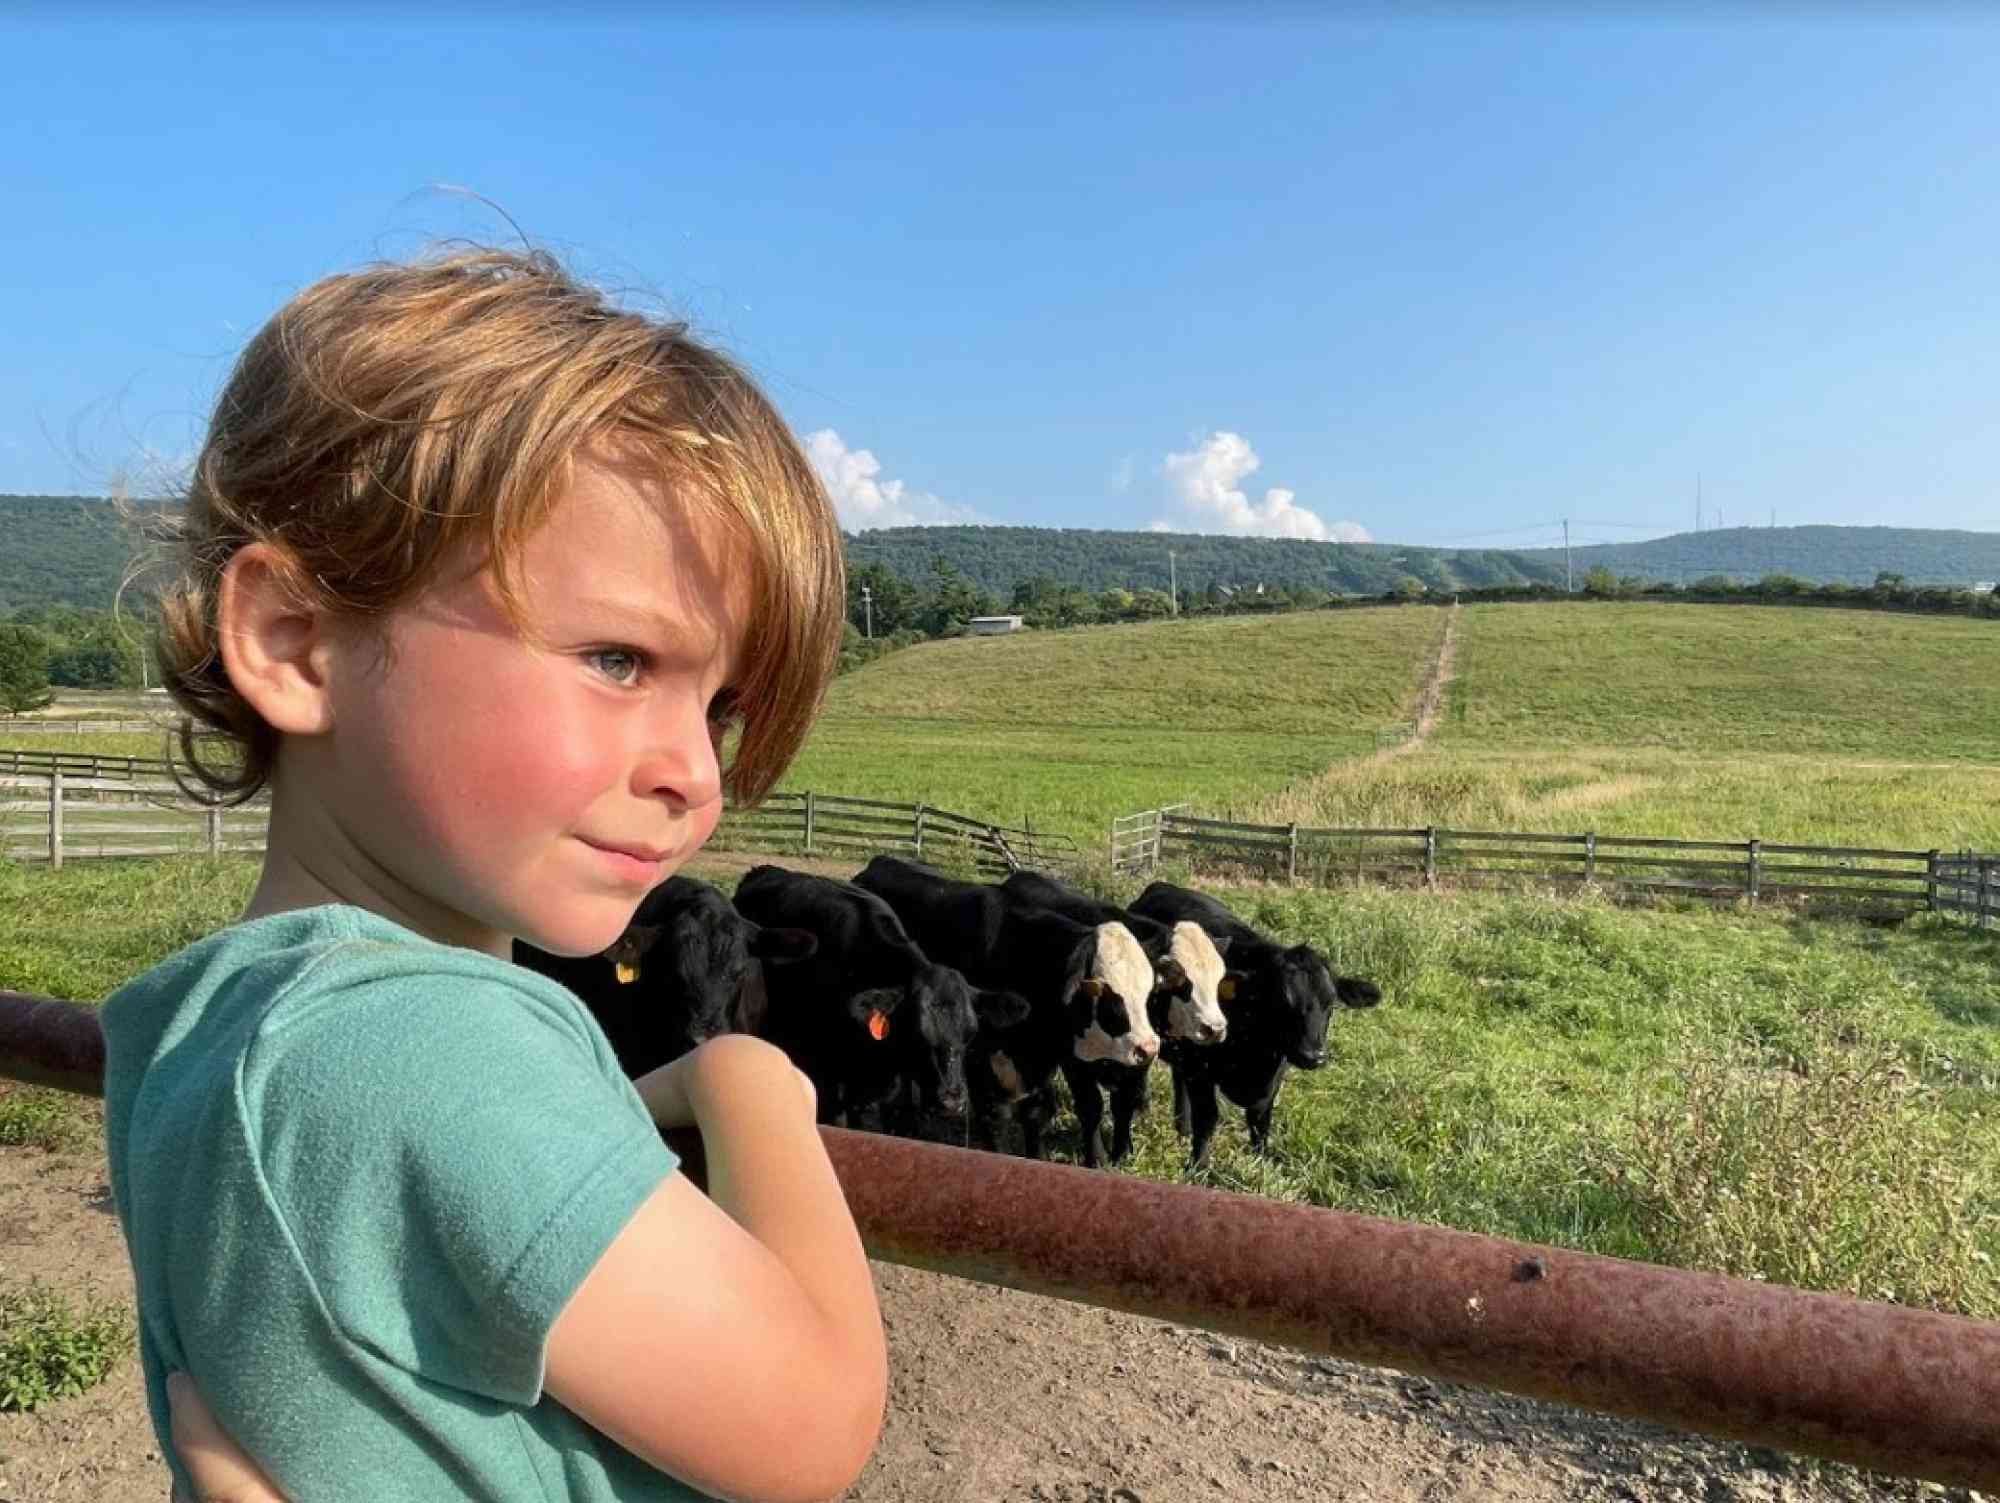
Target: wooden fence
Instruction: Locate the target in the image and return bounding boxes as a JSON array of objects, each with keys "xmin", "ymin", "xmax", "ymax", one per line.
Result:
[
  {"xmin": 2, "ymin": 772, "xmax": 269, "ymax": 867},
  {"xmin": 0, "ymin": 718, "xmax": 168, "ymax": 736},
  {"xmin": 1934, "ymin": 853, "xmax": 1999, "ymax": 927},
  {"xmin": 0, "ymin": 769, "xmax": 1076, "ymax": 878},
  {"xmin": 719, "ymin": 792, "xmax": 1078, "ymax": 877},
  {"xmin": 1, "ymin": 746, "xmax": 157, "ymax": 781},
  {"xmin": 1111, "ymin": 807, "xmax": 1974, "ymax": 912}
]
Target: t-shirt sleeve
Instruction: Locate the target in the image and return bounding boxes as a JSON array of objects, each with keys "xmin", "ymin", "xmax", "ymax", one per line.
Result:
[{"xmin": 237, "ymin": 945, "xmax": 677, "ymax": 1406}]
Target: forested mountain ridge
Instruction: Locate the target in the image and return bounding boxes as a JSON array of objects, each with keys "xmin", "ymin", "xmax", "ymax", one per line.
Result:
[
  {"xmin": 0, "ymin": 494, "xmax": 168, "ymax": 613},
  {"xmin": 1525, "ymin": 525, "xmax": 2000, "ymax": 590},
  {"xmin": 846, "ymin": 522, "xmax": 2000, "ymax": 597},
  {"xmin": 6, "ymin": 493, "xmax": 2000, "ymax": 613},
  {"xmin": 846, "ymin": 525, "xmax": 1558, "ymax": 598}
]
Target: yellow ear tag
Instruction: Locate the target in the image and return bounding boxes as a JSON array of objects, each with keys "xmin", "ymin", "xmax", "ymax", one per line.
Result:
[
  {"xmin": 1217, "ymin": 977, "xmax": 1237, "ymax": 1002},
  {"xmin": 615, "ymin": 963, "xmax": 639, "ymax": 985},
  {"xmin": 868, "ymin": 1010, "xmax": 891, "ymax": 1041}
]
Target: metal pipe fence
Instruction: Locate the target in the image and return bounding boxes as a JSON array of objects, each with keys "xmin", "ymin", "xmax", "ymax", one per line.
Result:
[{"xmin": 2, "ymin": 987, "xmax": 1997, "ymax": 1489}]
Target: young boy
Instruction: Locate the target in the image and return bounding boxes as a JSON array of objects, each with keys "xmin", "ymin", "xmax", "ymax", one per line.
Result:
[{"xmin": 102, "ymin": 248, "xmax": 885, "ymax": 1501}]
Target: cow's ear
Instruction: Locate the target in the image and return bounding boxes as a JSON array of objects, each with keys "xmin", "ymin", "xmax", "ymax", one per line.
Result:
[
  {"xmin": 604, "ymin": 924, "xmax": 663, "ymax": 965},
  {"xmin": 977, "ymin": 989, "xmax": 1032, "ymax": 1029},
  {"xmin": 1209, "ymin": 934, "xmax": 1233, "ymax": 956},
  {"xmin": 1337, "ymin": 977, "xmax": 1384, "ymax": 1009},
  {"xmin": 1218, "ymin": 973, "xmax": 1243, "ymax": 1002},
  {"xmin": 750, "ymin": 926, "xmax": 818, "ymax": 965},
  {"xmin": 848, "ymin": 990, "xmax": 899, "ymax": 1039}
]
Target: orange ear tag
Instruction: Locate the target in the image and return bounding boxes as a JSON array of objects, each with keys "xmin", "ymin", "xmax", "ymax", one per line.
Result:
[
  {"xmin": 615, "ymin": 963, "xmax": 639, "ymax": 985},
  {"xmin": 868, "ymin": 1010, "xmax": 891, "ymax": 1041}
]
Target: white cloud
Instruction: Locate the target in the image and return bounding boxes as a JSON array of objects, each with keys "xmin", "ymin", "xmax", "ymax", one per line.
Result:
[
  {"xmin": 1152, "ymin": 431, "xmax": 1371, "ymax": 543},
  {"xmin": 805, "ymin": 429, "xmax": 981, "ymax": 530}
]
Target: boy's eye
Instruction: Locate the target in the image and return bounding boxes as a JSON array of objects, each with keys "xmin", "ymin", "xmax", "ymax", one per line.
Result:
[
  {"xmin": 588, "ymin": 648, "xmax": 645, "ymax": 685},
  {"xmin": 706, "ymin": 688, "xmax": 743, "ymax": 728}
]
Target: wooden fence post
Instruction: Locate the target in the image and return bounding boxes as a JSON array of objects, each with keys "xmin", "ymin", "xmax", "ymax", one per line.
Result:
[
  {"xmin": 803, "ymin": 791, "xmax": 816, "ymax": 857},
  {"xmin": 1424, "ymin": 827, "xmax": 1438, "ymax": 887},
  {"xmin": 1287, "ymin": 823, "xmax": 1299, "ymax": 882},
  {"xmin": 1981, "ymin": 859, "xmax": 1993, "ymax": 929},
  {"xmin": 914, "ymin": 803, "xmax": 927, "ymax": 861},
  {"xmin": 1585, "ymin": 831, "xmax": 1597, "ymax": 886},
  {"xmin": 47, "ymin": 770, "xmax": 62, "ymax": 871},
  {"xmin": 1747, "ymin": 839, "xmax": 1761, "ymax": 903},
  {"xmin": 207, "ymin": 804, "xmax": 223, "ymax": 856},
  {"xmin": 1927, "ymin": 850, "xmax": 1941, "ymax": 912}
]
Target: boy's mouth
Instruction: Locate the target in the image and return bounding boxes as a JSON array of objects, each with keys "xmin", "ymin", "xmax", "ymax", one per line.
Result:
[{"xmin": 580, "ymin": 837, "xmax": 674, "ymax": 880}]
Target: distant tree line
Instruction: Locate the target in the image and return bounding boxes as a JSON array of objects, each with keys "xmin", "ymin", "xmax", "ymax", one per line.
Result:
[
  {"xmin": 0, "ymin": 605, "xmax": 152, "ymax": 713},
  {"xmin": 829, "ymin": 559, "xmax": 2000, "ymax": 678}
]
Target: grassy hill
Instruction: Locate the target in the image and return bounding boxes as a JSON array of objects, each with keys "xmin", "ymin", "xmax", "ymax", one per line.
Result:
[
  {"xmin": 782, "ymin": 607, "xmax": 1447, "ymax": 838},
  {"xmin": 1258, "ymin": 604, "xmax": 2000, "ymax": 849},
  {"xmin": 779, "ymin": 601, "xmax": 2000, "ymax": 850}
]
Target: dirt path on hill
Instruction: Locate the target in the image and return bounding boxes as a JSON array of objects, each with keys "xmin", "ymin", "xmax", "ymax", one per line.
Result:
[
  {"xmin": 0, "ymin": 1112, "xmax": 1973, "ymax": 1503},
  {"xmin": 1387, "ymin": 605, "xmax": 1460, "ymax": 758}
]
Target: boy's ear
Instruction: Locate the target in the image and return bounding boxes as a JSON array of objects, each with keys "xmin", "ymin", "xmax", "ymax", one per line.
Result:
[{"xmin": 216, "ymin": 542, "xmax": 339, "ymax": 736}]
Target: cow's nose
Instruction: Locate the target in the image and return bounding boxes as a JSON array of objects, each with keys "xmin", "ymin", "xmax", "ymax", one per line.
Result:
[
  {"xmin": 1198, "ymin": 1021, "xmax": 1227, "ymax": 1044},
  {"xmin": 938, "ymin": 1089, "xmax": 968, "ymax": 1115},
  {"xmin": 1135, "ymin": 1038, "xmax": 1159, "ymax": 1063}
]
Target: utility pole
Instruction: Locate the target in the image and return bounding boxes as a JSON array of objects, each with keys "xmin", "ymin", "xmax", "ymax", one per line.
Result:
[
  {"xmin": 860, "ymin": 584, "xmax": 873, "ymax": 640},
  {"xmin": 1697, "ymin": 474, "xmax": 1703, "ymax": 534},
  {"xmin": 1564, "ymin": 518, "xmax": 1572, "ymax": 593},
  {"xmin": 1168, "ymin": 549, "xmax": 1178, "ymax": 616}
]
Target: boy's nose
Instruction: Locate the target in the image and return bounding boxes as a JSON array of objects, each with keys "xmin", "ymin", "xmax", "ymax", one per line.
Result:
[{"xmin": 633, "ymin": 711, "xmax": 724, "ymax": 812}]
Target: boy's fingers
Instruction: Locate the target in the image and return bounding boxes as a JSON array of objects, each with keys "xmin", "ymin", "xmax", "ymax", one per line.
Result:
[{"xmin": 167, "ymin": 1372, "xmax": 288, "ymax": 1502}]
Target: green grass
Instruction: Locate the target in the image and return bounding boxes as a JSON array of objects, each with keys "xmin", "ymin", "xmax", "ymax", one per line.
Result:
[
  {"xmin": 1253, "ymin": 745, "xmax": 2000, "ymax": 850},
  {"xmin": 0, "ymin": 1088, "xmax": 90, "ymax": 1151},
  {"xmin": 0, "ymin": 855, "xmax": 255, "ymax": 1002},
  {"xmin": 782, "ymin": 608, "xmax": 1443, "ymax": 838},
  {"xmin": 1095, "ymin": 874, "xmax": 2000, "ymax": 1317},
  {"xmin": 5, "ymin": 856, "xmax": 1995, "ymax": 1318},
  {"xmin": 0, "ymin": 730, "xmax": 176, "ymax": 760},
  {"xmin": 1439, "ymin": 602, "xmax": 2000, "ymax": 760},
  {"xmin": 0, "ymin": 1282, "xmax": 131, "ymax": 1411}
]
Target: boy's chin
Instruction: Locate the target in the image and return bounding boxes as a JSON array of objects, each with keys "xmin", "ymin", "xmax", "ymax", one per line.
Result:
[{"xmin": 523, "ymin": 908, "xmax": 646, "ymax": 960}]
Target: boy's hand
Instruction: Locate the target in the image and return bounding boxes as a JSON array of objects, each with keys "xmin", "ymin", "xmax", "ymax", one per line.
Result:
[
  {"xmin": 167, "ymin": 1372, "xmax": 287, "ymax": 1503},
  {"xmin": 634, "ymin": 1035, "xmax": 816, "ymax": 1129}
]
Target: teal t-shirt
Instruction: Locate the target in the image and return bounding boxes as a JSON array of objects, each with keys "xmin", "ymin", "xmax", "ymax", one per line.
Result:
[{"xmin": 101, "ymin": 904, "xmax": 708, "ymax": 1502}]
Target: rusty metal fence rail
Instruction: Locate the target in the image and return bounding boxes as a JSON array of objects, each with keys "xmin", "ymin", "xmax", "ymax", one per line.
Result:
[{"xmin": 1, "ymin": 987, "xmax": 1997, "ymax": 1489}]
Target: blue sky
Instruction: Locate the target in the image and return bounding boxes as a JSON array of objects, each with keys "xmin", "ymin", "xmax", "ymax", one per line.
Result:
[{"xmin": 5, "ymin": 5, "xmax": 1998, "ymax": 553}]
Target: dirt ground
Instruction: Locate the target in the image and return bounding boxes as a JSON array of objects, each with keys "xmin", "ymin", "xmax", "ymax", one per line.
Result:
[{"xmin": 0, "ymin": 1116, "xmax": 1984, "ymax": 1503}]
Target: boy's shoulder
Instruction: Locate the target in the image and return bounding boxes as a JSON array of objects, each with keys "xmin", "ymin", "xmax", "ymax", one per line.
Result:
[{"xmin": 101, "ymin": 904, "xmax": 599, "ymax": 1093}]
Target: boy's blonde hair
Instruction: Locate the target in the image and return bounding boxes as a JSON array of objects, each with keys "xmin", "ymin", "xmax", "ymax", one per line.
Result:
[{"xmin": 152, "ymin": 247, "xmax": 843, "ymax": 807}]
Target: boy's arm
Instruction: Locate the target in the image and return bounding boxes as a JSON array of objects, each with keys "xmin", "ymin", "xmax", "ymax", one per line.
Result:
[
  {"xmin": 544, "ymin": 1035, "xmax": 887, "ymax": 1503},
  {"xmin": 167, "ymin": 1373, "xmax": 288, "ymax": 1503}
]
